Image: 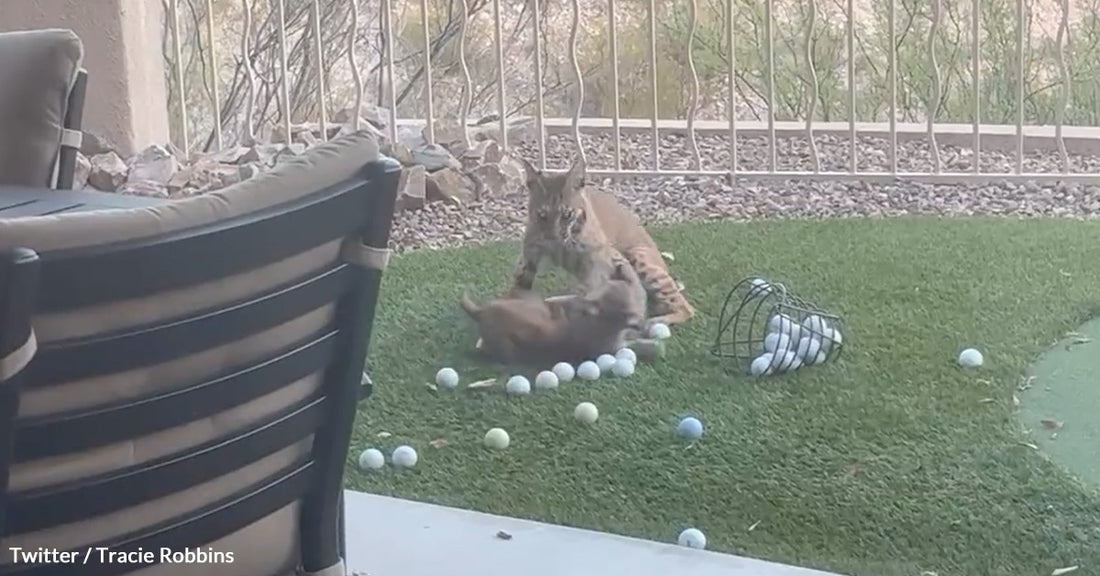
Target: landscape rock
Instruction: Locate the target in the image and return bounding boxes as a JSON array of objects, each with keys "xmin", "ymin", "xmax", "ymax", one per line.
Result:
[
  {"xmin": 117, "ymin": 179, "xmax": 169, "ymax": 198},
  {"xmin": 395, "ymin": 165, "xmax": 427, "ymax": 211},
  {"xmin": 127, "ymin": 144, "xmax": 179, "ymax": 184},
  {"xmin": 87, "ymin": 152, "xmax": 128, "ymax": 191},
  {"xmin": 73, "ymin": 152, "xmax": 91, "ymax": 189},
  {"xmin": 469, "ymin": 157, "xmax": 523, "ymax": 197},
  {"xmin": 80, "ymin": 131, "xmax": 115, "ymax": 157},
  {"xmin": 412, "ymin": 144, "xmax": 461, "ymax": 172},
  {"xmin": 425, "ymin": 167, "xmax": 476, "ymax": 205}
]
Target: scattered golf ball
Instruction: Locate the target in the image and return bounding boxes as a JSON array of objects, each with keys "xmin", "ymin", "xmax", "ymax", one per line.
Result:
[
  {"xmin": 534, "ymin": 370, "xmax": 560, "ymax": 391},
  {"xmin": 596, "ymin": 353, "xmax": 618, "ymax": 374},
  {"xmin": 505, "ymin": 375, "xmax": 532, "ymax": 395},
  {"xmin": 357, "ymin": 448, "xmax": 385, "ymax": 471},
  {"xmin": 763, "ymin": 332, "xmax": 791, "ymax": 353},
  {"xmin": 615, "ymin": 347, "xmax": 638, "ymax": 364},
  {"xmin": 574, "ymin": 401, "xmax": 599, "ymax": 424},
  {"xmin": 577, "ymin": 360, "xmax": 601, "ymax": 381},
  {"xmin": 677, "ymin": 416, "xmax": 704, "ymax": 440},
  {"xmin": 611, "ymin": 358, "xmax": 635, "ymax": 378},
  {"xmin": 552, "ymin": 362, "xmax": 576, "ymax": 382},
  {"xmin": 677, "ymin": 527, "xmax": 707, "ymax": 550},
  {"xmin": 483, "ymin": 427, "xmax": 510, "ymax": 450},
  {"xmin": 435, "ymin": 367, "xmax": 459, "ymax": 389},
  {"xmin": 649, "ymin": 322, "xmax": 672, "ymax": 340},
  {"xmin": 391, "ymin": 445, "xmax": 418, "ymax": 468},
  {"xmin": 801, "ymin": 314, "xmax": 829, "ymax": 335},
  {"xmin": 750, "ymin": 353, "xmax": 774, "ymax": 376},
  {"xmin": 958, "ymin": 347, "xmax": 983, "ymax": 368}
]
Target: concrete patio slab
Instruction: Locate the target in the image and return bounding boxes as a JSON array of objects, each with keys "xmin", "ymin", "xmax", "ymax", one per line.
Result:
[{"xmin": 343, "ymin": 490, "xmax": 845, "ymax": 576}]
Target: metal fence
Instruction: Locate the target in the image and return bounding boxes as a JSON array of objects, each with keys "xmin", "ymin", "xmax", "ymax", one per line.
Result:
[{"xmin": 163, "ymin": 0, "xmax": 1096, "ymax": 183}]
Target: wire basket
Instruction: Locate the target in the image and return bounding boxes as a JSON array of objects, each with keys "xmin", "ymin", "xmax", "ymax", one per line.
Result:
[{"xmin": 712, "ymin": 276, "xmax": 845, "ymax": 375}]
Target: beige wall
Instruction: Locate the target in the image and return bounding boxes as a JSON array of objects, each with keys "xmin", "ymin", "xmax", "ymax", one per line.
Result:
[{"xmin": 0, "ymin": 0, "xmax": 171, "ymax": 157}]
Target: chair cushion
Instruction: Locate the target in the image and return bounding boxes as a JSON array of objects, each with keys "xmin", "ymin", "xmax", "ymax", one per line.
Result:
[{"xmin": 0, "ymin": 28, "xmax": 83, "ymax": 187}]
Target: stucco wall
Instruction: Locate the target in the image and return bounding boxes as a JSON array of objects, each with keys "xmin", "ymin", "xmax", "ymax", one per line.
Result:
[{"xmin": 0, "ymin": 0, "xmax": 171, "ymax": 157}]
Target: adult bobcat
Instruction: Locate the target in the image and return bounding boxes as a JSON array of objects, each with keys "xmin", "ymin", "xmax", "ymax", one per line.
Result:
[{"xmin": 510, "ymin": 157, "xmax": 694, "ymax": 327}]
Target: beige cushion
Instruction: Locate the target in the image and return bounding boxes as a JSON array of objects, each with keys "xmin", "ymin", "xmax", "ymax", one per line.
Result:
[
  {"xmin": 2, "ymin": 131, "xmax": 381, "ymax": 576},
  {"xmin": 0, "ymin": 28, "xmax": 83, "ymax": 188}
]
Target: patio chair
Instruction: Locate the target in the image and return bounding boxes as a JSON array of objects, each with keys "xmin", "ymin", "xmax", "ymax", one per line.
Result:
[
  {"xmin": 0, "ymin": 130, "xmax": 401, "ymax": 575},
  {"xmin": 0, "ymin": 28, "xmax": 88, "ymax": 190}
]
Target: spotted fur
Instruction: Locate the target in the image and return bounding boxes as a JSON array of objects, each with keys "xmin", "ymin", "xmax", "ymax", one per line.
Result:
[{"xmin": 511, "ymin": 157, "xmax": 695, "ymax": 326}]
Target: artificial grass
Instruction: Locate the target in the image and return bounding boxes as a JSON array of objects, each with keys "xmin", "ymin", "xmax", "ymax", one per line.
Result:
[{"xmin": 348, "ymin": 217, "xmax": 1100, "ymax": 576}]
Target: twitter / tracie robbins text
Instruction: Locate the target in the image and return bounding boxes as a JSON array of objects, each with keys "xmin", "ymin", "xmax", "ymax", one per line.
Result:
[{"xmin": 9, "ymin": 546, "xmax": 235, "ymax": 565}]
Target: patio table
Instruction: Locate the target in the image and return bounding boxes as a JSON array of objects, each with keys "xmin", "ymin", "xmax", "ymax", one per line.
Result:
[{"xmin": 0, "ymin": 185, "xmax": 166, "ymax": 217}]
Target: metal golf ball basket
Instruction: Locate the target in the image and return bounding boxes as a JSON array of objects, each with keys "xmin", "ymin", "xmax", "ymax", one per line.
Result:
[{"xmin": 712, "ymin": 276, "xmax": 845, "ymax": 375}]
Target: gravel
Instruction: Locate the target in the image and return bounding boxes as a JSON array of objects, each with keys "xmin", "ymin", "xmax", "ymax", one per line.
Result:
[{"xmin": 388, "ymin": 130, "xmax": 1100, "ymax": 252}]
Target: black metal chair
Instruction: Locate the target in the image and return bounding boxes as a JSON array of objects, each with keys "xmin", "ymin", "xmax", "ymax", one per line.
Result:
[{"xmin": 0, "ymin": 130, "xmax": 400, "ymax": 575}]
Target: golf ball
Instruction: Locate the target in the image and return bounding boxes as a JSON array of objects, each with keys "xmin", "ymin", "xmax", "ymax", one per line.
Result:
[
  {"xmin": 821, "ymin": 327, "xmax": 844, "ymax": 352},
  {"xmin": 616, "ymin": 347, "xmax": 638, "ymax": 364},
  {"xmin": 611, "ymin": 358, "xmax": 635, "ymax": 378},
  {"xmin": 577, "ymin": 360, "xmax": 601, "ymax": 381},
  {"xmin": 574, "ymin": 401, "xmax": 599, "ymax": 424},
  {"xmin": 763, "ymin": 332, "xmax": 790, "ymax": 353},
  {"xmin": 801, "ymin": 314, "xmax": 829, "ymax": 335},
  {"xmin": 483, "ymin": 428, "xmax": 510, "ymax": 449},
  {"xmin": 435, "ymin": 367, "xmax": 459, "ymax": 389},
  {"xmin": 795, "ymin": 336, "xmax": 825, "ymax": 364},
  {"xmin": 750, "ymin": 353, "xmax": 774, "ymax": 376},
  {"xmin": 768, "ymin": 313, "xmax": 801, "ymax": 339},
  {"xmin": 505, "ymin": 375, "xmax": 532, "ymax": 395},
  {"xmin": 552, "ymin": 362, "xmax": 576, "ymax": 382},
  {"xmin": 649, "ymin": 322, "xmax": 672, "ymax": 340},
  {"xmin": 748, "ymin": 277, "xmax": 772, "ymax": 297},
  {"xmin": 677, "ymin": 528, "xmax": 707, "ymax": 550},
  {"xmin": 677, "ymin": 417, "xmax": 704, "ymax": 440},
  {"xmin": 391, "ymin": 445, "xmax": 418, "ymax": 468},
  {"xmin": 534, "ymin": 370, "xmax": 560, "ymax": 391},
  {"xmin": 596, "ymin": 353, "xmax": 618, "ymax": 374},
  {"xmin": 958, "ymin": 347, "xmax": 983, "ymax": 368},
  {"xmin": 357, "ymin": 448, "xmax": 385, "ymax": 471},
  {"xmin": 771, "ymin": 350, "xmax": 799, "ymax": 372}
]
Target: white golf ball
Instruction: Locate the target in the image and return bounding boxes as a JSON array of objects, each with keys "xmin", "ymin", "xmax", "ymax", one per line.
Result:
[
  {"xmin": 677, "ymin": 527, "xmax": 707, "ymax": 549},
  {"xmin": 649, "ymin": 322, "xmax": 672, "ymax": 340},
  {"xmin": 611, "ymin": 358, "xmax": 635, "ymax": 378},
  {"xmin": 391, "ymin": 445, "xmax": 418, "ymax": 468},
  {"xmin": 771, "ymin": 350, "xmax": 799, "ymax": 372},
  {"xmin": 552, "ymin": 362, "xmax": 576, "ymax": 382},
  {"xmin": 821, "ymin": 327, "xmax": 844, "ymax": 352},
  {"xmin": 574, "ymin": 401, "xmax": 599, "ymax": 424},
  {"xmin": 763, "ymin": 332, "xmax": 790, "ymax": 353},
  {"xmin": 435, "ymin": 367, "xmax": 459, "ymax": 389},
  {"xmin": 750, "ymin": 353, "xmax": 774, "ymax": 376},
  {"xmin": 615, "ymin": 347, "xmax": 638, "ymax": 364},
  {"xmin": 596, "ymin": 353, "xmax": 618, "ymax": 374},
  {"xmin": 801, "ymin": 314, "xmax": 829, "ymax": 335},
  {"xmin": 795, "ymin": 336, "xmax": 822, "ymax": 360},
  {"xmin": 357, "ymin": 448, "xmax": 385, "ymax": 471},
  {"xmin": 534, "ymin": 370, "xmax": 560, "ymax": 391},
  {"xmin": 505, "ymin": 375, "xmax": 532, "ymax": 395},
  {"xmin": 577, "ymin": 360, "xmax": 601, "ymax": 381},
  {"xmin": 768, "ymin": 313, "xmax": 801, "ymax": 339},
  {"xmin": 958, "ymin": 347, "xmax": 983, "ymax": 368},
  {"xmin": 483, "ymin": 428, "xmax": 510, "ymax": 449},
  {"xmin": 748, "ymin": 277, "xmax": 772, "ymax": 297}
]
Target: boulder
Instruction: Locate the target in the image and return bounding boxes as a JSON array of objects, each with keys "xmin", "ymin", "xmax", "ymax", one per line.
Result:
[
  {"xmin": 425, "ymin": 167, "xmax": 475, "ymax": 205},
  {"xmin": 395, "ymin": 165, "xmax": 427, "ymax": 211},
  {"xmin": 127, "ymin": 144, "xmax": 179, "ymax": 184},
  {"xmin": 87, "ymin": 152, "xmax": 128, "ymax": 191}
]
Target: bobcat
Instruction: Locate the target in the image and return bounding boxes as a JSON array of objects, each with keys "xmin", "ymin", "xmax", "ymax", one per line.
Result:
[
  {"xmin": 461, "ymin": 259, "xmax": 647, "ymax": 365},
  {"xmin": 510, "ymin": 157, "xmax": 694, "ymax": 327}
]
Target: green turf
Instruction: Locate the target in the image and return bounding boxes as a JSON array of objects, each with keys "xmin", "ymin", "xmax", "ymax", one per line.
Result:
[{"xmin": 348, "ymin": 217, "xmax": 1100, "ymax": 576}]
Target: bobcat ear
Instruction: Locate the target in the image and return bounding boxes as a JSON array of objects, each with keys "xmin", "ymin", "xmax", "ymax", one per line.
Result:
[
  {"xmin": 520, "ymin": 157, "xmax": 540, "ymax": 182},
  {"xmin": 566, "ymin": 156, "xmax": 587, "ymax": 189}
]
